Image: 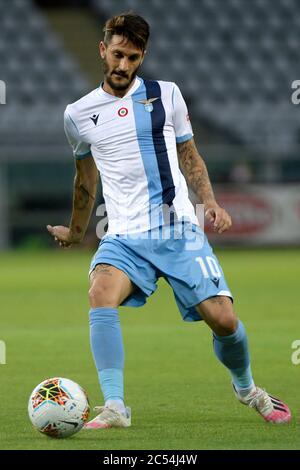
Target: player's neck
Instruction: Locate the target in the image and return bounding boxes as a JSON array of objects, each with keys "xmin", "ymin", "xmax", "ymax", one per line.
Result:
[{"xmin": 102, "ymin": 78, "xmax": 136, "ymax": 98}]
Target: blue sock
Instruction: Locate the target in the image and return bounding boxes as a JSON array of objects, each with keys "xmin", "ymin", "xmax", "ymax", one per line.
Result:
[
  {"xmin": 89, "ymin": 307, "xmax": 124, "ymax": 403},
  {"xmin": 213, "ymin": 320, "xmax": 254, "ymax": 392}
]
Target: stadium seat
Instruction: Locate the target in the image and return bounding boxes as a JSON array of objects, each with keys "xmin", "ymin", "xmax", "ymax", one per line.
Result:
[{"xmin": 0, "ymin": 0, "xmax": 90, "ymax": 145}]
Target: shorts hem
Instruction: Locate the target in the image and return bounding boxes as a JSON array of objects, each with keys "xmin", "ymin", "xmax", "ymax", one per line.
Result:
[
  {"xmin": 187, "ymin": 292, "xmax": 234, "ymax": 310},
  {"xmin": 179, "ymin": 292, "xmax": 233, "ymax": 323}
]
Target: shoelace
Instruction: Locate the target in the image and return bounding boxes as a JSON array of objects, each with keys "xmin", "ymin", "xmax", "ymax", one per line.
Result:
[
  {"xmin": 92, "ymin": 406, "xmax": 121, "ymax": 424},
  {"xmin": 248, "ymin": 388, "xmax": 273, "ymax": 415},
  {"xmin": 94, "ymin": 405, "xmax": 127, "ymax": 418}
]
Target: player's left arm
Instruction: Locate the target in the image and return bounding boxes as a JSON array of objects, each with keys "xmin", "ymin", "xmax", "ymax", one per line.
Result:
[{"xmin": 177, "ymin": 137, "xmax": 232, "ymax": 234}]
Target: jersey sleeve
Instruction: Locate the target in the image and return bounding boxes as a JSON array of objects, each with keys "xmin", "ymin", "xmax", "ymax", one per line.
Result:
[
  {"xmin": 64, "ymin": 108, "xmax": 91, "ymax": 159},
  {"xmin": 172, "ymin": 83, "xmax": 193, "ymax": 143}
]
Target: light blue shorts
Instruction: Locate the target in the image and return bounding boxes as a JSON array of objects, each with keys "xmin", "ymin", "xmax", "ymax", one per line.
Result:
[{"xmin": 89, "ymin": 223, "xmax": 233, "ymax": 322}]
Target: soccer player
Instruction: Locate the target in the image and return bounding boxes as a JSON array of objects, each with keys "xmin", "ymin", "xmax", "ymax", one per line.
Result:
[{"xmin": 47, "ymin": 12, "xmax": 291, "ymax": 428}]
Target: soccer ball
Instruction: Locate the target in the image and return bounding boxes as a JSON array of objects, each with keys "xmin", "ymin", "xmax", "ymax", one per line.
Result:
[{"xmin": 28, "ymin": 377, "xmax": 90, "ymax": 438}]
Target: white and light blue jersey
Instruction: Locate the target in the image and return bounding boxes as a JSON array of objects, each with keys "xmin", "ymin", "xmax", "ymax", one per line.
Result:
[{"xmin": 64, "ymin": 76, "xmax": 199, "ymax": 234}]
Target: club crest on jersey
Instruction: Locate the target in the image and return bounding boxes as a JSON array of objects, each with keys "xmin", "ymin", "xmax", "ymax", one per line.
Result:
[{"xmin": 136, "ymin": 97, "xmax": 159, "ymax": 113}]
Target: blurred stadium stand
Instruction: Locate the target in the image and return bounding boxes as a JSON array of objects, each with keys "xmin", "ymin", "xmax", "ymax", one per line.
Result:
[
  {"xmin": 0, "ymin": 0, "xmax": 299, "ymax": 248},
  {"xmin": 92, "ymin": 0, "xmax": 300, "ymax": 155},
  {"xmin": 0, "ymin": 0, "xmax": 90, "ymax": 144},
  {"xmin": 0, "ymin": 0, "xmax": 93, "ymax": 247}
]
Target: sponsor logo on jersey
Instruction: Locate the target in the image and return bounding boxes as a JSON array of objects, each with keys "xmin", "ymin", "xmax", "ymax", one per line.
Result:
[{"xmin": 90, "ymin": 114, "xmax": 100, "ymax": 125}]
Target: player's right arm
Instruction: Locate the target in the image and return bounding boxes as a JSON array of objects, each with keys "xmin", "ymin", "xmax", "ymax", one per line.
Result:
[
  {"xmin": 47, "ymin": 157, "xmax": 98, "ymax": 247},
  {"xmin": 47, "ymin": 108, "xmax": 99, "ymax": 247}
]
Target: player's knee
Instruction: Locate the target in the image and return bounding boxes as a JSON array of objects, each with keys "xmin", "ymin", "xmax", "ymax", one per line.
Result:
[
  {"xmin": 214, "ymin": 310, "xmax": 238, "ymax": 336},
  {"xmin": 88, "ymin": 283, "xmax": 120, "ymax": 308},
  {"xmin": 198, "ymin": 296, "xmax": 237, "ymax": 335}
]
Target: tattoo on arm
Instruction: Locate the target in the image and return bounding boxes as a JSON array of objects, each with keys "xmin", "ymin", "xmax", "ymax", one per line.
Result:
[
  {"xmin": 74, "ymin": 176, "xmax": 96, "ymax": 211},
  {"xmin": 69, "ymin": 158, "xmax": 98, "ymax": 240},
  {"xmin": 177, "ymin": 138, "xmax": 215, "ymax": 205}
]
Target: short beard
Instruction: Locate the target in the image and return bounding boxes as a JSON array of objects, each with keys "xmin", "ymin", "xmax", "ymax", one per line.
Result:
[{"xmin": 102, "ymin": 58, "xmax": 139, "ymax": 91}]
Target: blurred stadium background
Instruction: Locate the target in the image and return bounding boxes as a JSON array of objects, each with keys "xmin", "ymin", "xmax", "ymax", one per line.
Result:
[{"xmin": 0, "ymin": 0, "xmax": 300, "ymax": 248}]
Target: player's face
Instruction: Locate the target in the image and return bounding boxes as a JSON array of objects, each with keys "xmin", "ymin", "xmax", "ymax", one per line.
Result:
[{"xmin": 100, "ymin": 35, "xmax": 144, "ymax": 93}]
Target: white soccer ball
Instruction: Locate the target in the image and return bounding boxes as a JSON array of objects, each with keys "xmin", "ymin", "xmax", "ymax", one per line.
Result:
[{"xmin": 28, "ymin": 377, "xmax": 90, "ymax": 438}]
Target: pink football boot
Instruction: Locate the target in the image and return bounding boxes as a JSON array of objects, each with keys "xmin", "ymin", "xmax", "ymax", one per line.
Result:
[{"xmin": 234, "ymin": 385, "xmax": 291, "ymax": 424}]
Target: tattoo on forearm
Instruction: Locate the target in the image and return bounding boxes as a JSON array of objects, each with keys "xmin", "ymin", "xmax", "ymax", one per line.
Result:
[
  {"xmin": 74, "ymin": 182, "xmax": 95, "ymax": 210},
  {"xmin": 178, "ymin": 140, "xmax": 215, "ymax": 203}
]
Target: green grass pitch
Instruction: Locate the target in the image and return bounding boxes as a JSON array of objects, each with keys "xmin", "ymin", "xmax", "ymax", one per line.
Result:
[{"xmin": 0, "ymin": 248, "xmax": 299, "ymax": 450}]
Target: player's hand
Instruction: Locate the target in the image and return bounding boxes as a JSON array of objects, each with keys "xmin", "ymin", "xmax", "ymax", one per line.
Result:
[
  {"xmin": 205, "ymin": 203, "xmax": 232, "ymax": 234},
  {"xmin": 46, "ymin": 225, "xmax": 81, "ymax": 248}
]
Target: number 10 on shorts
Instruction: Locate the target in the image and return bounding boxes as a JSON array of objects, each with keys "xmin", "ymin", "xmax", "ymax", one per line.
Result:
[{"xmin": 196, "ymin": 256, "xmax": 222, "ymax": 279}]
